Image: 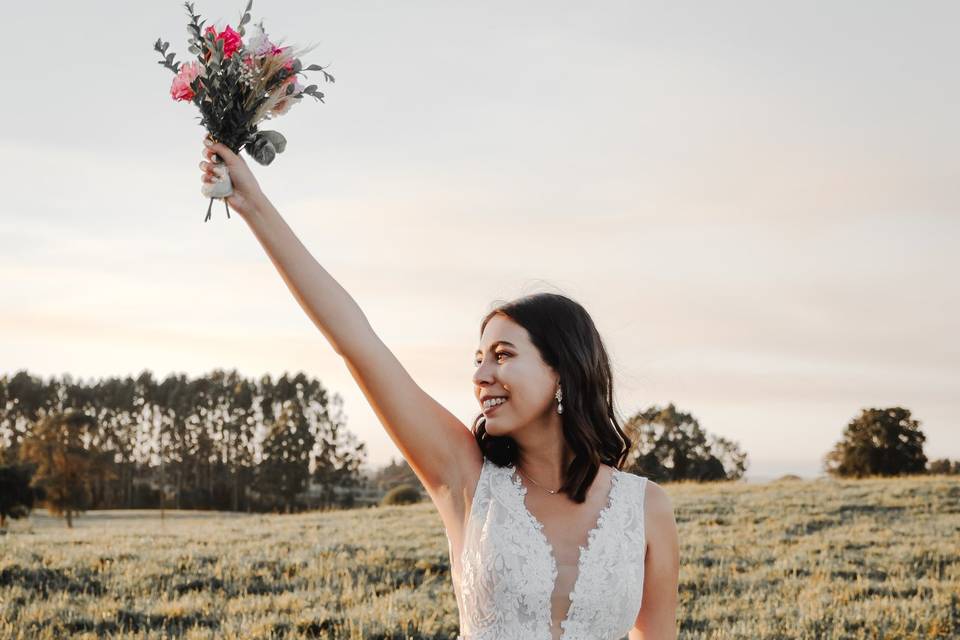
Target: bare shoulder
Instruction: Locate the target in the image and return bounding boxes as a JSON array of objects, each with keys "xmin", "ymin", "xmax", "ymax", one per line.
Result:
[
  {"xmin": 642, "ymin": 480, "xmax": 676, "ymax": 524},
  {"xmin": 642, "ymin": 480, "xmax": 679, "ymax": 551}
]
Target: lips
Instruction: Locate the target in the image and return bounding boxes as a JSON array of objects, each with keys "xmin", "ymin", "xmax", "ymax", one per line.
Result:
[{"xmin": 482, "ymin": 398, "xmax": 508, "ymax": 416}]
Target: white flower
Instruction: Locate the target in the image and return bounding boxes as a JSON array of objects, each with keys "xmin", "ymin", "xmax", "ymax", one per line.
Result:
[{"xmin": 247, "ymin": 24, "xmax": 276, "ymax": 57}]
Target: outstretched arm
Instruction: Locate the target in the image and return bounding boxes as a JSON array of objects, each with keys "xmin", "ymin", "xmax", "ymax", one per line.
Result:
[{"xmin": 200, "ymin": 141, "xmax": 483, "ymax": 515}]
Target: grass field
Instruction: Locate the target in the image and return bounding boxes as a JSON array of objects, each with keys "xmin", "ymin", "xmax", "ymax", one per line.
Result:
[{"xmin": 1, "ymin": 474, "xmax": 958, "ymax": 639}]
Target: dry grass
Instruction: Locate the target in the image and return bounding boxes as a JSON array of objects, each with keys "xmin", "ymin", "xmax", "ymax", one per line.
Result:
[{"xmin": 1, "ymin": 474, "xmax": 957, "ymax": 639}]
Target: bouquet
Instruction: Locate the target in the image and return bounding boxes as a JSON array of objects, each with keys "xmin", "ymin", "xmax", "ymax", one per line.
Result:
[{"xmin": 154, "ymin": 1, "xmax": 335, "ymax": 221}]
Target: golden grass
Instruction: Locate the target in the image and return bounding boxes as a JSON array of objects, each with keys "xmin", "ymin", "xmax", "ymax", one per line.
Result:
[{"xmin": 1, "ymin": 474, "xmax": 957, "ymax": 639}]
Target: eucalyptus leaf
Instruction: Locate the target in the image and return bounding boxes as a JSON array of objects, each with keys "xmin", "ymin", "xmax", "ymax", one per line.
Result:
[
  {"xmin": 259, "ymin": 130, "xmax": 287, "ymax": 154},
  {"xmin": 249, "ymin": 136, "xmax": 277, "ymax": 165}
]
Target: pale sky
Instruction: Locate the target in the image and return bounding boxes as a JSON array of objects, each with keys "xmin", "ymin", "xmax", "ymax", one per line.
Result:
[{"xmin": 2, "ymin": 1, "xmax": 957, "ymax": 480}]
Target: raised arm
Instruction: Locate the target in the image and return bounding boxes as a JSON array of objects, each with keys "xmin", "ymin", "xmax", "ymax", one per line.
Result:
[{"xmin": 199, "ymin": 140, "xmax": 483, "ymax": 515}]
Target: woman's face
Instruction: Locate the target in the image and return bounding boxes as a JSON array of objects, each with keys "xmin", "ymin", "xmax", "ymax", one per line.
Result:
[{"xmin": 473, "ymin": 314, "xmax": 558, "ymax": 436}]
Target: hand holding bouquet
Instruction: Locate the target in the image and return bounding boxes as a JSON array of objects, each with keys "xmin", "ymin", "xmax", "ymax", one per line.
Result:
[{"xmin": 155, "ymin": 1, "xmax": 335, "ymax": 221}]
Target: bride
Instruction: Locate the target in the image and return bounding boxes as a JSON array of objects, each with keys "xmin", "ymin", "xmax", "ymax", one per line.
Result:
[{"xmin": 199, "ymin": 140, "xmax": 680, "ymax": 640}]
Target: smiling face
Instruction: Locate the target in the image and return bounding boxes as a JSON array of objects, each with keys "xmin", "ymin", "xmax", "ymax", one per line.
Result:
[{"xmin": 473, "ymin": 313, "xmax": 560, "ymax": 437}]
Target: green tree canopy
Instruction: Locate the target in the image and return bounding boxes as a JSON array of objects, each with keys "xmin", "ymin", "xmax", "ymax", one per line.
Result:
[
  {"xmin": 0, "ymin": 463, "xmax": 39, "ymax": 529},
  {"xmin": 824, "ymin": 407, "xmax": 927, "ymax": 478},
  {"xmin": 623, "ymin": 403, "xmax": 748, "ymax": 483},
  {"xmin": 19, "ymin": 409, "xmax": 113, "ymax": 527}
]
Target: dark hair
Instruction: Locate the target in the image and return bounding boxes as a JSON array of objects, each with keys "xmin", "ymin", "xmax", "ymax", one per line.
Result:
[{"xmin": 471, "ymin": 292, "xmax": 632, "ymax": 503}]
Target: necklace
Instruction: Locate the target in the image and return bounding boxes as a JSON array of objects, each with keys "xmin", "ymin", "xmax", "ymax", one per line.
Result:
[{"xmin": 516, "ymin": 466, "xmax": 561, "ymax": 494}]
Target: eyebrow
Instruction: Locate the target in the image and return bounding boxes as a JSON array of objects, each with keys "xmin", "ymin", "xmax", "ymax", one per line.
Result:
[{"xmin": 475, "ymin": 340, "xmax": 517, "ymax": 357}]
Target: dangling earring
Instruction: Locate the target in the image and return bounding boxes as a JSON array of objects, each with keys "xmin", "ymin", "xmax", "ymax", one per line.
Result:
[{"xmin": 555, "ymin": 385, "xmax": 563, "ymax": 414}]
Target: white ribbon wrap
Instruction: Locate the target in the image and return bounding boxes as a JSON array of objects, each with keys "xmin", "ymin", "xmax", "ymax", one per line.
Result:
[{"xmin": 201, "ymin": 160, "xmax": 233, "ymax": 198}]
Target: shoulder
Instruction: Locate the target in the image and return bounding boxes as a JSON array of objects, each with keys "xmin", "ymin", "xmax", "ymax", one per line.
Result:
[
  {"xmin": 617, "ymin": 473, "xmax": 676, "ymax": 533},
  {"xmin": 640, "ymin": 480, "xmax": 678, "ymax": 550},
  {"xmin": 642, "ymin": 479, "xmax": 673, "ymax": 516}
]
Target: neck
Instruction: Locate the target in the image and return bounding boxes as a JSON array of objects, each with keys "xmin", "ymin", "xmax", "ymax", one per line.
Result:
[{"xmin": 512, "ymin": 415, "xmax": 573, "ymax": 489}]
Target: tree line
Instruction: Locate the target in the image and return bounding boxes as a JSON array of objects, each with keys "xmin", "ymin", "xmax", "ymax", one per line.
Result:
[
  {"xmin": 0, "ymin": 369, "xmax": 366, "ymax": 527},
  {"xmin": 2, "ymin": 368, "xmax": 955, "ymax": 529}
]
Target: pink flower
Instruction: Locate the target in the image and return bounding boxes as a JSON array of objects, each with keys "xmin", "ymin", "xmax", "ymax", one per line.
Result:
[
  {"xmin": 272, "ymin": 78, "xmax": 304, "ymax": 116},
  {"xmin": 170, "ymin": 61, "xmax": 204, "ymax": 102},
  {"xmin": 203, "ymin": 24, "xmax": 243, "ymax": 59},
  {"xmin": 272, "ymin": 46, "xmax": 296, "ymax": 73}
]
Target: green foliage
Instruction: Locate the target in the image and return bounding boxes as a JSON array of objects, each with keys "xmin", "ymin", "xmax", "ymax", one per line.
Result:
[
  {"xmin": 623, "ymin": 403, "xmax": 748, "ymax": 482},
  {"xmin": 152, "ymin": 38, "xmax": 180, "ymax": 74},
  {"xmin": 380, "ymin": 484, "xmax": 423, "ymax": 506},
  {"xmin": 825, "ymin": 407, "xmax": 928, "ymax": 478},
  {"xmin": 17, "ymin": 410, "xmax": 112, "ymax": 528},
  {"xmin": 372, "ymin": 457, "xmax": 425, "ymax": 493},
  {"xmin": 0, "ymin": 463, "xmax": 37, "ymax": 528},
  {"xmin": 928, "ymin": 458, "xmax": 960, "ymax": 474},
  {"xmin": 248, "ymin": 130, "xmax": 287, "ymax": 165},
  {"xmin": 254, "ymin": 406, "xmax": 315, "ymax": 513},
  {"xmin": 236, "ymin": 0, "xmax": 253, "ymax": 37},
  {"xmin": 0, "ymin": 369, "xmax": 366, "ymax": 515}
]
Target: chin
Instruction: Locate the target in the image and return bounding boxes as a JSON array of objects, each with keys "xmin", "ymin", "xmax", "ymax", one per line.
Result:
[
  {"xmin": 483, "ymin": 417, "xmax": 507, "ymax": 436},
  {"xmin": 485, "ymin": 418, "xmax": 520, "ymax": 438}
]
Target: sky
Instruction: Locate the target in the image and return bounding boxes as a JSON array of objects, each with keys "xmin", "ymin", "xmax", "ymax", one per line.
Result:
[{"xmin": 1, "ymin": 1, "xmax": 957, "ymax": 480}]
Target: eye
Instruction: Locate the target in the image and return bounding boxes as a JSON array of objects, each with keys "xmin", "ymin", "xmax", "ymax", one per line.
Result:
[{"xmin": 474, "ymin": 352, "xmax": 510, "ymax": 366}]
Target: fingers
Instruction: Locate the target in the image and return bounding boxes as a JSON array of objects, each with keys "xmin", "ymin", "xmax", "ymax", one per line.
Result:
[
  {"xmin": 203, "ymin": 137, "xmax": 235, "ymax": 163},
  {"xmin": 199, "ymin": 136, "xmax": 241, "ymax": 184},
  {"xmin": 198, "ymin": 159, "xmax": 214, "ymax": 182}
]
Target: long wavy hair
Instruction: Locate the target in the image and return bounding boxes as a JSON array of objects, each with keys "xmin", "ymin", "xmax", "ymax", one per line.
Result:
[{"xmin": 471, "ymin": 292, "xmax": 632, "ymax": 503}]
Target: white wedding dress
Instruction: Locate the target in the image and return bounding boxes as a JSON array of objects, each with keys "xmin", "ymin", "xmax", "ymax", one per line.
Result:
[{"xmin": 445, "ymin": 457, "xmax": 649, "ymax": 640}]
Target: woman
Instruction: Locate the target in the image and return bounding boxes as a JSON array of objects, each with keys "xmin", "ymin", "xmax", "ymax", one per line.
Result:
[{"xmin": 199, "ymin": 139, "xmax": 680, "ymax": 639}]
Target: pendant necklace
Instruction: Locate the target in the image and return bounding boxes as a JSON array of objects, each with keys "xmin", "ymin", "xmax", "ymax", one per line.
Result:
[{"xmin": 517, "ymin": 466, "xmax": 561, "ymax": 495}]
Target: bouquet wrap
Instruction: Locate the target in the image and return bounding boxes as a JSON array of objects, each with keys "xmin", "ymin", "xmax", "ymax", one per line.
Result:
[{"xmin": 200, "ymin": 152, "xmax": 233, "ymax": 199}]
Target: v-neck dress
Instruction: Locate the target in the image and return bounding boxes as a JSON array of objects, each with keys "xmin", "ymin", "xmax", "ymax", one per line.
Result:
[{"xmin": 445, "ymin": 457, "xmax": 649, "ymax": 640}]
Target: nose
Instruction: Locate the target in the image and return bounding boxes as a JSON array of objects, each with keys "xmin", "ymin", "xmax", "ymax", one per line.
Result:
[{"xmin": 472, "ymin": 357, "xmax": 495, "ymax": 388}]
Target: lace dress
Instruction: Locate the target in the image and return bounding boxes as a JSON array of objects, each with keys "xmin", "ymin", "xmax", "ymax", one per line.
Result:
[{"xmin": 445, "ymin": 457, "xmax": 649, "ymax": 640}]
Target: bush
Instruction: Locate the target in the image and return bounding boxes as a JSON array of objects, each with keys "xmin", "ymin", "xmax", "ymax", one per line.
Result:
[
  {"xmin": 380, "ymin": 484, "xmax": 422, "ymax": 506},
  {"xmin": 928, "ymin": 458, "xmax": 960, "ymax": 475},
  {"xmin": 775, "ymin": 474, "xmax": 803, "ymax": 482}
]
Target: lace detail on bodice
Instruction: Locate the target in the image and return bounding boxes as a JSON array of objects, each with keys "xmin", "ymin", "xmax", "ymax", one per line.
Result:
[{"xmin": 449, "ymin": 458, "xmax": 648, "ymax": 640}]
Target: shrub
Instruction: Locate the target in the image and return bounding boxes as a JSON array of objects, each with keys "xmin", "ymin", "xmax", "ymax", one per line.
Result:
[{"xmin": 380, "ymin": 484, "xmax": 422, "ymax": 506}]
